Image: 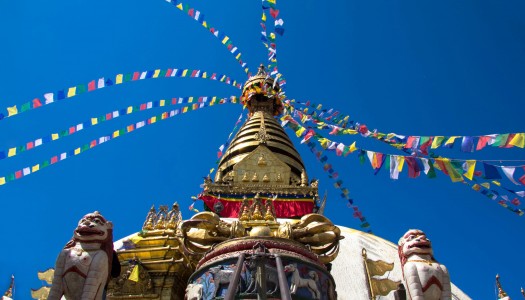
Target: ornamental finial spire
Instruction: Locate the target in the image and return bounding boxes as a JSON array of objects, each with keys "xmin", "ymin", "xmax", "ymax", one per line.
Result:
[{"xmin": 496, "ymin": 274, "xmax": 510, "ymax": 299}]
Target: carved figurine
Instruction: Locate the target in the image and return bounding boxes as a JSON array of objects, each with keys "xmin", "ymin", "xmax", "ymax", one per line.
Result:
[
  {"xmin": 283, "ymin": 263, "xmax": 320, "ymax": 299},
  {"xmin": 49, "ymin": 211, "xmax": 117, "ymax": 300},
  {"xmin": 398, "ymin": 229, "xmax": 451, "ymax": 300}
]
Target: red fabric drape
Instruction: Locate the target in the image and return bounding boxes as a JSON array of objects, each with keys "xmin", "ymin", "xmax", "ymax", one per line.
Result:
[{"xmin": 199, "ymin": 195, "xmax": 314, "ymax": 218}]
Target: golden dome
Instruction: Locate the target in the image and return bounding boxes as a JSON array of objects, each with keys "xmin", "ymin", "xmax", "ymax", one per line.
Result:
[{"xmin": 215, "ymin": 110, "xmax": 306, "ymax": 183}]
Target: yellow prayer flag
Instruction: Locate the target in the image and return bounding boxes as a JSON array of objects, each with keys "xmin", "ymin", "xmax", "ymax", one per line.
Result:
[
  {"xmin": 32, "ymin": 164, "xmax": 40, "ymax": 172},
  {"xmin": 128, "ymin": 265, "xmax": 140, "ymax": 282},
  {"xmin": 267, "ymin": 0, "xmax": 276, "ymax": 3},
  {"xmin": 396, "ymin": 156, "xmax": 405, "ymax": 172},
  {"xmin": 508, "ymin": 133, "xmax": 525, "ymax": 148},
  {"xmin": 153, "ymin": 69, "xmax": 160, "ymax": 78},
  {"xmin": 74, "ymin": 148, "xmax": 81, "ymax": 155},
  {"xmin": 202, "ymin": 72, "xmax": 207, "ymax": 78},
  {"xmin": 129, "ymin": 235, "xmax": 144, "ymax": 244},
  {"xmin": 159, "ymin": 99, "xmax": 165, "ymax": 107},
  {"xmin": 269, "ymin": 33, "xmax": 276, "ymax": 40},
  {"xmin": 463, "ymin": 160, "xmax": 476, "ymax": 180},
  {"xmin": 492, "ymin": 180, "xmax": 501, "ymax": 186},
  {"xmin": 7, "ymin": 148, "xmax": 16, "ymax": 157},
  {"xmin": 235, "ymin": 53, "xmax": 241, "ymax": 60},
  {"xmin": 343, "ymin": 129, "xmax": 357, "ymax": 135},
  {"xmin": 349, "ymin": 141, "xmax": 357, "ymax": 153},
  {"xmin": 7, "ymin": 106, "xmax": 18, "ymax": 117},
  {"xmin": 202, "ymin": 21, "xmax": 208, "ymax": 28},
  {"xmin": 261, "ymin": 12, "xmax": 267, "ymax": 22},
  {"xmin": 444, "ymin": 136, "xmax": 459, "ymax": 146},
  {"xmin": 91, "ymin": 118, "xmax": 98, "ymax": 125},
  {"xmin": 188, "ymin": 97, "xmax": 194, "ymax": 103},
  {"xmin": 183, "ymin": 107, "xmax": 188, "ymax": 113},
  {"xmin": 0, "ymin": 177, "xmax": 5, "ymax": 185},
  {"xmin": 150, "ymin": 116, "xmax": 157, "ymax": 123},
  {"xmin": 221, "ymin": 36, "xmax": 229, "ymax": 44},
  {"xmin": 431, "ymin": 136, "xmax": 444, "ymax": 149},
  {"xmin": 481, "ymin": 182, "xmax": 490, "ymax": 189},
  {"xmin": 295, "ymin": 126, "xmax": 306, "ymax": 137},
  {"xmin": 115, "ymin": 74, "xmax": 123, "ymax": 84},
  {"xmin": 113, "ymin": 130, "xmax": 120, "ymax": 138},
  {"xmin": 51, "ymin": 134, "xmax": 59, "ymax": 140},
  {"xmin": 182, "ymin": 69, "xmax": 188, "ymax": 77},
  {"xmin": 127, "ymin": 106, "xmax": 133, "ymax": 114},
  {"xmin": 176, "ymin": 3, "xmax": 183, "ymax": 10},
  {"xmin": 67, "ymin": 87, "xmax": 76, "ymax": 97},
  {"xmin": 441, "ymin": 158, "xmax": 463, "ymax": 182}
]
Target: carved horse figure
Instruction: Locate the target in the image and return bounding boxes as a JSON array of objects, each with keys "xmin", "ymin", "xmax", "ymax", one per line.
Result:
[
  {"xmin": 208, "ymin": 265, "xmax": 235, "ymax": 298},
  {"xmin": 283, "ymin": 263, "xmax": 320, "ymax": 299},
  {"xmin": 244, "ymin": 260, "xmax": 279, "ymax": 294}
]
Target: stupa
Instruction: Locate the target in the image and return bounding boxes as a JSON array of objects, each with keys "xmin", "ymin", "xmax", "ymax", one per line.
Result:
[{"xmin": 103, "ymin": 65, "xmax": 471, "ymax": 299}]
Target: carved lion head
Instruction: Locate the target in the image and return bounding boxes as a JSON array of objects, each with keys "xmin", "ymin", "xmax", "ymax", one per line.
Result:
[
  {"xmin": 73, "ymin": 211, "xmax": 113, "ymax": 242},
  {"xmin": 398, "ymin": 229, "xmax": 433, "ymax": 262}
]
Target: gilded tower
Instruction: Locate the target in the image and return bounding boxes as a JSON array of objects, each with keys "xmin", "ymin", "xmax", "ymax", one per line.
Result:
[{"xmin": 106, "ymin": 65, "xmax": 341, "ymax": 300}]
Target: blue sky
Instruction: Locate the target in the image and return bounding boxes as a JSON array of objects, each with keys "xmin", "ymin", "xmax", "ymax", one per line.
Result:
[{"xmin": 0, "ymin": 0, "xmax": 524, "ymax": 299}]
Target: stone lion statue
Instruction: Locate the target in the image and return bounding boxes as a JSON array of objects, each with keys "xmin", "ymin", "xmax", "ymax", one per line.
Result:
[
  {"xmin": 398, "ymin": 229, "xmax": 451, "ymax": 300},
  {"xmin": 48, "ymin": 211, "xmax": 118, "ymax": 300}
]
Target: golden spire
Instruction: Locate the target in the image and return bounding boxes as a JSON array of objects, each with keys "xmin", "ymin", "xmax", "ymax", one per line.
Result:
[
  {"xmin": 496, "ymin": 274, "xmax": 509, "ymax": 299},
  {"xmin": 4, "ymin": 275, "xmax": 14, "ymax": 298}
]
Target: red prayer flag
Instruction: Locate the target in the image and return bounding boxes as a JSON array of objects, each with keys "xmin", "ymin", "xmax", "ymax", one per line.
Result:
[
  {"xmin": 188, "ymin": 8, "xmax": 194, "ymax": 17},
  {"xmin": 132, "ymin": 72, "xmax": 140, "ymax": 80},
  {"xmin": 15, "ymin": 170, "xmax": 22, "ymax": 179},
  {"xmin": 69, "ymin": 127, "xmax": 75, "ymax": 134},
  {"xmin": 140, "ymin": 104, "xmax": 146, "ymax": 110},
  {"xmin": 32, "ymin": 98, "xmax": 42, "ymax": 108},
  {"xmin": 26, "ymin": 141, "xmax": 34, "ymax": 150},
  {"xmin": 165, "ymin": 69, "xmax": 172, "ymax": 77},
  {"xmin": 269, "ymin": 8, "xmax": 279, "ymax": 18},
  {"xmin": 478, "ymin": 136, "xmax": 492, "ymax": 150},
  {"xmin": 88, "ymin": 80, "xmax": 96, "ymax": 91},
  {"xmin": 90, "ymin": 140, "xmax": 97, "ymax": 148},
  {"xmin": 519, "ymin": 174, "xmax": 525, "ymax": 185},
  {"xmin": 105, "ymin": 113, "xmax": 112, "ymax": 120},
  {"xmin": 51, "ymin": 156, "xmax": 58, "ymax": 164}
]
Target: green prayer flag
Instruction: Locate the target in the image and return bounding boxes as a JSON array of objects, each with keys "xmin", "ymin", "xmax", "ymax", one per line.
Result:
[
  {"xmin": 21, "ymin": 102, "xmax": 31, "ymax": 112},
  {"xmin": 124, "ymin": 73, "xmax": 132, "ymax": 82},
  {"xmin": 42, "ymin": 160, "xmax": 50, "ymax": 168},
  {"xmin": 77, "ymin": 84, "xmax": 87, "ymax": 94}
]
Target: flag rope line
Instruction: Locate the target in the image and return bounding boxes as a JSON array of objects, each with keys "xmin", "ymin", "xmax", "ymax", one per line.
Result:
[
  {"xmin": 164, "ymin": 0, "xmax": 250, "ymax": 75},
  {"xmin": 283, "ymin": 116, "xmax": 524, "ymax": 216},
  {"xmin": 1, "ymin": 68, "xmax": 242, "ymax": 122},
  {"xmin": 287, "ymin": 100, "xmax": 525, "ymax": 153},
  {"xmin": 0, "ymin": 96, "xmax": 237, "ymax": 161},
  {"xmin": 0, "ymin": 97, "xmax": 237, "ymax": 187}
]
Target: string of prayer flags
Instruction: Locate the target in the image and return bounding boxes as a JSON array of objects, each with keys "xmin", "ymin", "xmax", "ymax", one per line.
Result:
[
  {"xmin": 217, "ymin": 111, "xmax": 245, "ymax": 159},
  {"xmin": 1, "ymin": 68, "xmax": 242, "ymax": 121},
  {"xmin": 0, "ymin": 98, "xmax": 236, "ymax": 187},
  {"xmin": 0, "ymin": 96, "xmax": 236, "ymax": 161},
  {"xmin": 287, "ymin": 100, "xmax": 525, "ymax": 154},
  {"xmin": 281, "ymin": 117, "xmax": 525, "ymax": 215},
  {"xmin": 164, "ymin": 0, "xmax": 250, "ymax": 74},
  {"xmin": 304, "ymin": 140, "xmax": 372, "ymax": 232}
]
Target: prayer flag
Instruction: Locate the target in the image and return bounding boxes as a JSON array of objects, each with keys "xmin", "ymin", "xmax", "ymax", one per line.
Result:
[
  {"xmin": 128, "ymin": 265, "xmax": 139, "ymax": 282},
  {"xmin": 508, "ymin": 133, "xmax": 525, "ymax": 148},
  {"xmin": 67, "ymin": 87, "xmax": 76, "ymax": 97},
  {"xmin": 116, "ymin": 74, "xmax": 123, "ymax": 84},
  {"xmin": 7, "ymin": 148, "xmax": 16, "ymax": 157},
  {"xmin": 461, "ymin": 137, "xmax": 475, "ymax": 152},
  {"xmin": 501, "ymin": 167, "xmax": 521, "ymax": 185},
  {"xmin": 483, "ymin": 163, "xmax": 501, "ymax": 179},
  {"xmin": 33, "ymin": 98, "xmax": 42, "ymax": 108},
  {"xmin": 7, "ymin": 106, "xmax": 17, "ymax": 117},
  {"xmin": 463, "ymin": 160, "xmax": 476, "ymax": 180},
  {"xmin": 0, "ymin": 177, "xmax": 5, "ymax": 185}
]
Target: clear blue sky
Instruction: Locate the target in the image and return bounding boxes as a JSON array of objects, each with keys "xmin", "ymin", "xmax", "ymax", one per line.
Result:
[{"xmin": 0, "ymin": 0, "xmax": 524, "ymax": 299}]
